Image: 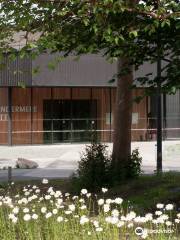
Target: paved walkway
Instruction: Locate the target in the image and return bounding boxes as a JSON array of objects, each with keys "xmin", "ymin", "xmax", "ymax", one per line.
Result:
[{"xmin": 0, "ymin": 141, "xmax": 180, "ymax": 181}]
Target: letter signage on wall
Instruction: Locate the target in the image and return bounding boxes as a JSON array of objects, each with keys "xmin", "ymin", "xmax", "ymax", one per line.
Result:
[{"xmin": 0, "ymin": 105, "xmax": 37, "ymax": 121}]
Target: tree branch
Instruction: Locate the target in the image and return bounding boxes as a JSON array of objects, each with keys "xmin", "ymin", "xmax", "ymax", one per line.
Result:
[{"xmin": 163, "ymin": 58, "xmax": 171, "ymax": 63}]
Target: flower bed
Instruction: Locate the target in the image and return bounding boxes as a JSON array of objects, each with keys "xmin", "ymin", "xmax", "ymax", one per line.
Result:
[{"xmin": 0, "ymin": 179, "xmax": 179, "ymax": 240}]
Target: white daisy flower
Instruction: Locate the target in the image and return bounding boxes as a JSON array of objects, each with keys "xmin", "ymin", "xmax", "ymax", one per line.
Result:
[
  {"xmin": 156, "ymin": 203, "xmax": 164, "ymax": 209},
  {"xmin": 102, "ymin": 188, "xmax": 108, "ymax": 193},
  {"xmin": 42, "ymin": 179, "xmax": 48, "ymax": 184},
  {"xmin": 12, "ymin": 216, "xmax": 18, "ymax": 223},
  {"xmin": 103, "ymin": 204, "xmax": 110, "ymax": 213},
  {"xmin": 32, "ymin": 214, "xmax": 38, "ymax": 220},
  {"xmin": 12, "ymin": 207, "xmax": 19, "ymax": 214},
  {"xmin": 175, "ymin": 219, "xmax": 180, "ymax": 223},
  {"xmin": 114, "ymin": 198, "xmax": 123, "ymax": 205},
  {"xmin": 81, "ymin": 189, "xmax": 88, "ymax": 195},
  {"xmin": 165, "ymin": 204, "xmax": 174, "ymax": 211},
  {"xmin": 23, "ymin": 214, "xmax": 31, "ymax": 221},
  {"xmin": 45, "ymin": 212, "xmax": 52, "ymax": 219},
  {"xmin": 52, "ymin": 209, "xmax": 58, "ymax": 215},
  {"xmin": 96, "ymin": 227, "xmax": 103, "ymax": 232},
  {"xmin": 41, "ymin": 207, "xmax": 47, "ymax": 213},
  {"xmin": 69, "ymin": 204, "xmax": 75, "ymax": 211},
  {"xmin": 98, "ymin": 199, "xmax": 104, "ymax": 206},
  {"xmin": 57, "ymin": 216, "xmax": 64, "ymax": 222},
  {"xmin": 23, "ymin": 208, "xmax": 29, "ymax": 213},
  {"xmin": 80, "ymin": 215, "xmax": 89, "ymax": 225},
  {"xmin": 155, "ymin": 211, "xmax": 162, "ymax": 216},
  {"xmin": 112, "ymin": 209, "xmax": 119, "ymax": 217},
  {"xmin": 80, "ymin": 205, "xmax": 87, "ymax": 210},
  {"xmin": 64, "ymin": 210, "xmax": 72, "ymax": 215},
  {"xmin": 166, "ymin": 220, "xmax": 172, "ymax": 226}
]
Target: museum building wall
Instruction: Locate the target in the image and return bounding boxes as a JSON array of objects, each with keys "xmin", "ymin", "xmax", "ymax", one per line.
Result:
[
  {"xmin": 0, "ymin": 53, "xmax": 178, "ymax": 145},
  {"xmin": 0, "ymin": 87, "xmax": 148, "ymax": 145}
]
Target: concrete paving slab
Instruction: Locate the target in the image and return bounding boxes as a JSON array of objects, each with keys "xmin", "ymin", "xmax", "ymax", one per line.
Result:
[
  {"xmin": 0, "ymin": 141, "xmax": 179, "ymax": 181},
  {"xmin": 0, "ymin": 169, "xmax": 73, "ymax": 182}
]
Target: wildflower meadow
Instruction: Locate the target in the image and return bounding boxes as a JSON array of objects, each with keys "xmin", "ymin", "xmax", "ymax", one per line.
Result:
[{"xmin": 0, "ymin": 179, "xmax": 179, "ymax": 240}]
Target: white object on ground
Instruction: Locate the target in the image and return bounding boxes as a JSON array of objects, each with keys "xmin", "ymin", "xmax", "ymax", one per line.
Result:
[{"xmin": 16, "ymin": 158, "xmax": 38, "ymax": 169}]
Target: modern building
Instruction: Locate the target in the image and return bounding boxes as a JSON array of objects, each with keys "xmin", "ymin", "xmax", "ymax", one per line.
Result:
[{"xmin": 0, "ymin": 53, "xmax": 179, "ymax": 145}]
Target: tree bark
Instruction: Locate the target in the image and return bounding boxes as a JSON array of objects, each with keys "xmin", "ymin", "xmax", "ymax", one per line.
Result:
[
  {"xmin": 112, "ymin": 58, "xmax": 133, "ymax": 181},
  {"xmin": 111, "ymin": 0, "xmax": 137, "ymax": 181}
]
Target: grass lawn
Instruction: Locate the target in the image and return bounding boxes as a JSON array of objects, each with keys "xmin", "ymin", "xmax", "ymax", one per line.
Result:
[
  {"xmin": 107, "ymin": 172, "xmax": 180, "ymax": 213},
  {"xmin": 1, "ymin": 172, "xmax": 180, "ymax": 213},
  {"xmin": 0, "ymin": 172, "xmax": 180, "ymax": 239}
]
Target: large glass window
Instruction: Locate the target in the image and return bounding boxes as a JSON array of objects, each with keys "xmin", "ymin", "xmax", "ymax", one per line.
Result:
[
  {"xmin": 52, "ymin": 88, "xmax": 71, "ymax": 143},
  {"xmin": 165, "ymin": 91, "xmax": 180, "ymax": 139},
  {"xmin": 72, "ymin": 88, "xmax": 92, "ymax": 142}
]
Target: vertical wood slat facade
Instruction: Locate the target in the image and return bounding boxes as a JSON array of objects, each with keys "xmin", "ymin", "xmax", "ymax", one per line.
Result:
[
  {"xmin": 32, "ymin": 88, "xmax": 52, "ymax": 144},
  {"xmin": 0, "ymin": 87, "xmax": 148, "ymax": 145},
  {"xmin": 12, "ymin": 88, "xmax": 31, "ymax": 144},
  {"xmin": 0, "ymin": 88, "xmax": 8, "ymax": 144},
  {"xmin": 0, "ymin": 53, "xmax": 163, "ymax": 145}
]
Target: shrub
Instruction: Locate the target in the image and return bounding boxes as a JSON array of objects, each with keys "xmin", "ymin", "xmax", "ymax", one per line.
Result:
[
  {"xmin": 74, "ymin": 141, "xmax": 111, "ymax": 192},
  {"xmin": 110, "ymin": 148, "xmax": 142, "ymax": 183},
  {"xmin": 73, "ymin": 137, "xmax": 142, "ymax": 190},
  {"xmin": 126, "ymin": 148, "xmax": 142, "ymax": 179}
]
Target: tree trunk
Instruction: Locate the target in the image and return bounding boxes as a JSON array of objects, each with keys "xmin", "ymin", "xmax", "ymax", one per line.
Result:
[{"xmin": 112, "ymin": 58, "xmax": 133, "ymax": 181}]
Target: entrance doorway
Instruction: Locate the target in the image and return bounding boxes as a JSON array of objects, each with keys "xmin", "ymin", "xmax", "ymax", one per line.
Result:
[{"xmin": 43, "ymin": 99, "xmax": 97, "ymax": 143}]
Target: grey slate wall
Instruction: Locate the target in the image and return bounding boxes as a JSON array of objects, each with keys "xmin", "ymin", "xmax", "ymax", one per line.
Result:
[
  {"xmin": 32, "ymin": 53, "xmax": 117, "ymax": 87},
  {"xmin": 0, "ymin": 54, "xmax": 32, "ymax": 87},
  {"xmin": 0, "ymin": 52, "xmax": 161, "ymax": 87}
]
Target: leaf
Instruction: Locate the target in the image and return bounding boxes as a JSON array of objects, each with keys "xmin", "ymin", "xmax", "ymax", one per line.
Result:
[
  {"xmin": 19, "ymin": 51, "xmax": 26, "ymax": 59},
  {"xmin": 17, "ymin": 80, "xmax": 26, "ymax": 88},
  {"xmin": 28, "ymin": 42, "xmax": 37, "ymax": 49},
  {"xmin": 83, "ymin": 19, "xmax": 89, "ymax": 26},
  {"xmin": 47, "ymin": 61, "xmax": 56, "ymax": 71},
  {"xmin": 73, "ymin": 55, "xmax": 80, "ymax": 61},
  {"xmin": 170, "ymin": 86, "xmax": 177, "ymax": 94},
  {"xmin": 153, "ymin": 20, "xmax": 159, "ymax": 28},
  {"xmin": 108, "ymin": 78, "xmax": 115, "ymax": 84},
  {"xmin": 32, "ymin": 66, "xmax": 40, "ymax": 76},
  {"xmin": 161, "ymin": 21, "xmax": 165, "ymax": 28},
  {"xmin": 161, "ymin": 20, "xmax": 171, "ymax": 28},
  {"xmin": 115, "ymin": 37, "xmax": 119, "ymax": 45},
  {"xmin": 165, "ymin": 19, "xmax": 170, "ymax": 27},
  {"xmin": 119, "ymin": 34, "xmax": 125, "ymax": 41},
  {"xmin": 145, "ymin": 73, "xmax": 153, "ymax": 77},
  {"xmin": 107, "ymin": 27, "xmax": 112, "ymax": 35},
  {"xmin": 133, "ymin": 96, "xmax": 144, "ymax": 103},
  {"xmin": 130, "ymin": 30, "xmax": 138, "ymax": 38},
  {"xmin": 93, "ymin": 25, "xmax": 98, "ymax": 33}
]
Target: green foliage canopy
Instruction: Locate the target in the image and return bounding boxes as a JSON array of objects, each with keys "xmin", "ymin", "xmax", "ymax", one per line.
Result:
[{"xmin": 0, "ymin": 0, "xmax": 179, "ymax": 92}]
